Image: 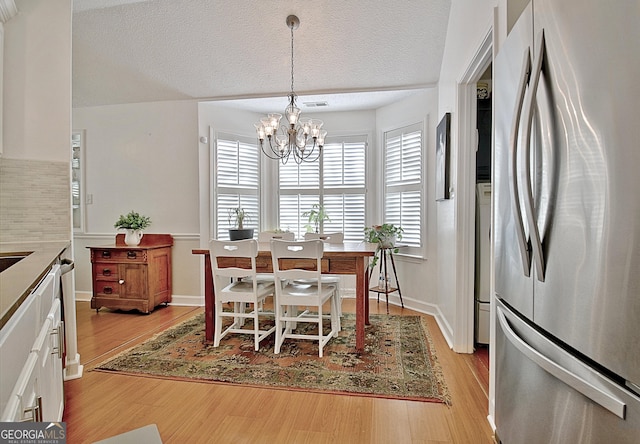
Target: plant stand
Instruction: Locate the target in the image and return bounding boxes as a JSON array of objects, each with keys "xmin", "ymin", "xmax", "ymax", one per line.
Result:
[{"xmin": 368, "ymin": 247, "xmax": 404, "ymax": 313}]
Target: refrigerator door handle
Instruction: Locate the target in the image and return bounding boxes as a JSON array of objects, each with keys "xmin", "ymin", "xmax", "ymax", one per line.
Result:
[
  {"xmin": 521, "ymin": 30, "xmax": 547, "ymax": 282},
  {"xmin": 497, "ymin": 306, "xmax": 626, "ymax": 419},
  {"xmin": 509, "ymin": 47, "xmax": 533, "ymax": 277}
]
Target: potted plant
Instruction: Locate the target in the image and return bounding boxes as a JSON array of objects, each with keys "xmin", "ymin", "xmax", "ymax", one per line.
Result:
[
  {"xmin": 364, "ymin": 223, "xmax": 404, "ymax": 267},
  {"xmin": 302, "ymin": 204, "xmax": 330, "ymax": 233},
  {"xmin": 228, "ymin": 207, "xmax": 254, "ymax": 240},
  {"xmin": 114, "ymin": 211, "xmax": 152, "ymax": 246}
]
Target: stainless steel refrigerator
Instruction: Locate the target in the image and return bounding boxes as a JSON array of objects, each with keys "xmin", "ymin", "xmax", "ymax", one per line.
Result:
[{"xmin": 493, "ymin": 1, "xmax": 640, "ymax": 442}]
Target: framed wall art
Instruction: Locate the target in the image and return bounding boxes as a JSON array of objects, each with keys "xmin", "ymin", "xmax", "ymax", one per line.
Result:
[{"xmin": 436, "ymin": 112, "xmax": 451, "ymax": 201}]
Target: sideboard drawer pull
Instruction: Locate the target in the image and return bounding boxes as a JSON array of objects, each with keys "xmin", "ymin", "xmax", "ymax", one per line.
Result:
[
  {"xmin": 102, "ymin": 251, "xmax": 111, "ymax": 258},
  {"xmin": 102, "ymin": 268, "xmax": 111, "ymax": 276},
  {"xmin": 103, "ymin": 286, "xmax": 113, "ymax": 294},
  {"xmin": 127, "ymin": 251, "xmax": 137, "ymax": 259}
]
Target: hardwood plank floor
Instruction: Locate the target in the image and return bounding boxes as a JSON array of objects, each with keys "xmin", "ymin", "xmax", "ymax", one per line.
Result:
[{"xmin": 63, "ymin": 300, "xmax": 494, "ymax": 443}]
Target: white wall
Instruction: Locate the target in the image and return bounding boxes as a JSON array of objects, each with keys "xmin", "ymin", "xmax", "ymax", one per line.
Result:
[
  {"xmin": 1, "ymin": 0, "xmax": 73, "ymax": 240},
  {"xmin": 72, "ymin": 100, "xmax": 202, "ymax": 301},
  {"xmin": 3, "ymin": 0, "xmax": 71, "ymax": 162},
  {"xmin": 2, "ymin": 0, "xmax": 83, "ymax": 380},
  {"xmin": 375, "ymin": 89, "xmax": 440, "ymax": 311},
  {"xmin": 437, "ymin": 0, "xmax": 498, "ymax": 347}
]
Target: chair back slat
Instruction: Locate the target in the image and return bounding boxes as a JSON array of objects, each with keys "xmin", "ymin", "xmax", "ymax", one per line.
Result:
[
  {"xmin": 270, "ymin": 239, "xmax": 323, "ymax": 282},
  {"xmin": 303, "ymin": 232, "xmax": 344, "ymax": 244},
  {"xmin": 209, "ymin": 239, "xmax": 258, "ymax": 279},
  {"xmin": 258, "ymin": 231, "xmax": 295, "ymax": 242}
]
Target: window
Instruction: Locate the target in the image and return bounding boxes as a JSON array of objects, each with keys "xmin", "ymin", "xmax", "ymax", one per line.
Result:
[
  {"xmin": 279, "ymin": 136, "xmax": 367, "ymax": 241},
  {"xmin": 213, "ymin": 133, "xmax": 260, "ymax": 239},
  {"xmin": 383, "ymin": 123, "xmax": 423, "ymax": 252},
  {"xmin": 71, "ymin": 131, "xmax": 85, "ymax": 232}
]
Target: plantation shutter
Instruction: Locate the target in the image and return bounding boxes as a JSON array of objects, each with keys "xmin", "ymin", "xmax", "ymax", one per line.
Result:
[
  {"xmin": 214, "ymin": 133, "xmax": 260, "ymax": 240},
  {"xmin": 279, "ymin": 135, "xmax": 367, "ymax": 241},
  {"xmin": 384, "ymin": 124, "xmax": 423, "ymax": 250}
]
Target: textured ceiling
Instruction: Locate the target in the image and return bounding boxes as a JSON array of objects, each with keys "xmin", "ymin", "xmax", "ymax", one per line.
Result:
[{"xmin": 72, "ymin": 0, "xmax": 451, "ymax": 112}]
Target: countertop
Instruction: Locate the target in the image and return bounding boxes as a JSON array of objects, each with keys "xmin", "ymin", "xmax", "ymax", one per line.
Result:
[{"xmin": 0, "ymin": 241, "xmax": 70, "ymax": 329}]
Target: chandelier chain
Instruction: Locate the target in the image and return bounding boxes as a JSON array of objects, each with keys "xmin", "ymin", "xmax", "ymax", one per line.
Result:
[{"xmin": 290, "ymin": 24, "xmax": 295, "ymax": 95}]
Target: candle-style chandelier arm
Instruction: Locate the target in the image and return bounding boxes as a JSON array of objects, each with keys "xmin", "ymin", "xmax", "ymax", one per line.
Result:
[{"xmin": 253, "ymin": 15, "xmax": 327, "ymax": 165}]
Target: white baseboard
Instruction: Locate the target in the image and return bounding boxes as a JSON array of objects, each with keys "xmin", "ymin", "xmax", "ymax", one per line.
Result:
[
  {"xmin": 75, "ymin": 291, "xmax": 205, "ymax": 307},
  {"xmin": 76, "ymin": 289, "xmax": 452, "ymax": 345},
  {"xmin": 169, "ymin": 294, "xmax": 204, "ymax": 307},
  {"xmin": 75, "ymin": 291, "xmax": 92, "ymax": 302},
  {"xmin": 340, "ymin": 289, "xmax": 442, "ymax": 319}
]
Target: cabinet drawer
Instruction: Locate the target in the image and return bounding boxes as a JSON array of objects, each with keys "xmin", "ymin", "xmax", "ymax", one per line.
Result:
[
  {"xmin": 93, "ymin": 262, "xmax": 119, "ymax": 279},
  {"xmin": 92, "ymin": 248, "xmax": 146, "ymax": 263},
  {"xmin": 94, "ymin": 281, "xmax": 120, "ymax": 297}
]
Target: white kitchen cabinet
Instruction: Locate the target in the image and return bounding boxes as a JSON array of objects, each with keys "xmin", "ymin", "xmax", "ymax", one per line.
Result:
[
  {"xmin": 0, "ymin": 265, "xmax": 64, "ymax": 421},
  {"xmin": 38, "ymin": 299, "xmax": 64, "ymax": 421},
  {"xmin": 1, "ymin": 353, "xmax": 41, "ymax": 422},
  {"xmin": 0, "ymin": 287, "xmax": 40, "ymax": 415}
]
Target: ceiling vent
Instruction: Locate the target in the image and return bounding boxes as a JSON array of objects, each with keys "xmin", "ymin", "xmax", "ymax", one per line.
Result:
[{"xmin": 303, "ymin": 101, "xmax": 329, "ymax": 108}]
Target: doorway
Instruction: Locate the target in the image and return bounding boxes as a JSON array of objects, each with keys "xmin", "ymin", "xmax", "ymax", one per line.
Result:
[
  {"xmin": 474, "ymin": 64, "xmax": 492, "ymax": 348},
  {"xmin": 452, "ymin": 27, "xmax": 493, "ymax": 355}
]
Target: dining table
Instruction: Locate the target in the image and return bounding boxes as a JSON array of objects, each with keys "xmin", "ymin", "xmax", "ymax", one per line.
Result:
[{"xmin": 192, "ymin": 241, "xmax": 378, "ymax": 352}]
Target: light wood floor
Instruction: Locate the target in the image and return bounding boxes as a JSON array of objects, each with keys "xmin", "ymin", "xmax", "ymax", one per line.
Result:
[{"xmin": 63, "ymin": 299, "xmax": 494, "ymax": 444}]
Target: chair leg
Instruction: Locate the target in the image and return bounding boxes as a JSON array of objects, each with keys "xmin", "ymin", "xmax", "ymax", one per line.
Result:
[
  {"xmin": 213, "ymin": 301, "xmax": 224, "ymax": 347},
  {"xmin": 317, "ymin": 304, "xmax": 324, "ymax": 358},
  {"xmin": 253, "ymin": 303, "xmax": 260, "ymax": 351},
  {"xmin": 274, "ymin": 303, "xmax": 284, "ymax": 354},
  {"xmin": 331, "ymin": 294, "xmax": 341, "ymax": 333}
]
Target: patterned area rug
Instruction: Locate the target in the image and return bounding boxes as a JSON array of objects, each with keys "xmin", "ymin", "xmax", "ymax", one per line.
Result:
[{"xmin": 93, "ymin": 312, "xmax": 451, "ymax": 404}]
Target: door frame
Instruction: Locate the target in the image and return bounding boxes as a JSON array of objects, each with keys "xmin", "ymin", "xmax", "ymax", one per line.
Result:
[{"xmin": 453, "ymin": 27, "xmax": 493, "ymax": 353}]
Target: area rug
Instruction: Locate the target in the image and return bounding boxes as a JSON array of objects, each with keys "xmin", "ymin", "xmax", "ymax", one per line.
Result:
[{"xmin": 93, "ymin": 312, "xmax": 451, "ymax": 404}]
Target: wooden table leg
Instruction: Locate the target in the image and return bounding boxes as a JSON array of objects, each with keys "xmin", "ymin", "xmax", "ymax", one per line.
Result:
[
  {"xmin": 355, "ymin": 256, "xmax": 369, "ymax": 351},
  {"xmin": 203, "ymin": 253, "xmax": 214, "ymax": 343}
]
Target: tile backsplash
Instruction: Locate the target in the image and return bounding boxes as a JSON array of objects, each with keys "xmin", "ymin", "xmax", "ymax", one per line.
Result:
[{"xmin": 0, "ymin": 158, "xmax": 71, "ymax": 242}]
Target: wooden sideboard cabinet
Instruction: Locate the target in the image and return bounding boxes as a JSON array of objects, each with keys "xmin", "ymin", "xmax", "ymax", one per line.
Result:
[{"xmin": 88, "ymin": 234, "xmax": 173, "ymax": 314}]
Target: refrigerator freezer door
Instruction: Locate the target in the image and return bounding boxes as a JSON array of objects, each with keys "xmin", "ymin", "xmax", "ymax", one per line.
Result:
[
  {"xmin": 493, "ymin": 3, "xmax": 534, "ymax": 319},
  {"xmin": 495, "ymin": 301, "xmax": 640, "ymax": 444},
  {"xmin": 530, "ymin": 0, "xmax": 640, "ymax": 386}
]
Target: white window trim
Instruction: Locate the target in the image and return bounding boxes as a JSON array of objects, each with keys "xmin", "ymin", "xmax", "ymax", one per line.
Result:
[
  {"xmin": 211, "ymin": 130, "xmax": 262, "ymax": 240},
  {"xmin": 378, "ymin": 118, "xmax": 428, "ymax": 260}
]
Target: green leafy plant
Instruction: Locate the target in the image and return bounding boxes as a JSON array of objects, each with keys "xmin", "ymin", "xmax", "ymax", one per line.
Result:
[
  {"xmin": 302, "ymin": 204, "xmax": 330, "ymax": 233},
  {"xmin": 228, "ymin": 207, "xmax": 250, "ymax": 229},
  {"xmin": 114, "ymin": 211, "xmax": 152, "ymax": 231},
  {"xmin": 364, "ymin": 223, "xmax": 403, "ymax": 267}
]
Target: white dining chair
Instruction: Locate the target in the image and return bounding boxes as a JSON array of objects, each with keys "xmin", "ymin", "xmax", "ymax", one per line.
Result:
[
  {"xmin": 255, "ymin": 231, "xmax": 295, "ymax": 284},
  {"xmin": 257, "ymin": 231, "xmax": 295, "ymax": 242},
  {"xmin": 209, "ymin": 239, "xmax": 275, "ymax": 351},
  {"xmin": 270, "ymin": 239, "xmax": 340, "ymax": 357},
  {"xmin": 301, "ymin": 232, "xmax": 345, "ymax": 316}
]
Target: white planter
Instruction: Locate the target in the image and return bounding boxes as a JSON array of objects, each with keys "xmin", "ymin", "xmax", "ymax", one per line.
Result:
[
  {"xmin": 379, "ymin": 235, "xmax": 396, "ymax": 249},
  {"xmin": 124, "ymin": 229, "xmax": 144, "ymax": 246}
]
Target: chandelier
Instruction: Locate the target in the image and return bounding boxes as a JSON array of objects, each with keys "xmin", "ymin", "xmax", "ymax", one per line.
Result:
[{"xmin": 255, "ymin": 15, "xmax": 327, "ymax": 164}]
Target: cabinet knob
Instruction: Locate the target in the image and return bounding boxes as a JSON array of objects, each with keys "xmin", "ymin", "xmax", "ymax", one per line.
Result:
[
  {"xmin": 119, "ymin": 279, "xmax": 125, "ymax": 285},
  {"xmin": 127, "ymin": 251, "xmax": 137, "ymax": 259},
  {"xmin": 104, "ymin": 286, "xmax": 113, "ymax": 294},
  {"xmin": 102, "ymin": 251, "xmax": 111, "ymax": 258},
  {"xmin": 103, "ymin": 268, "xmax": 111, "ymax": 276}
]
